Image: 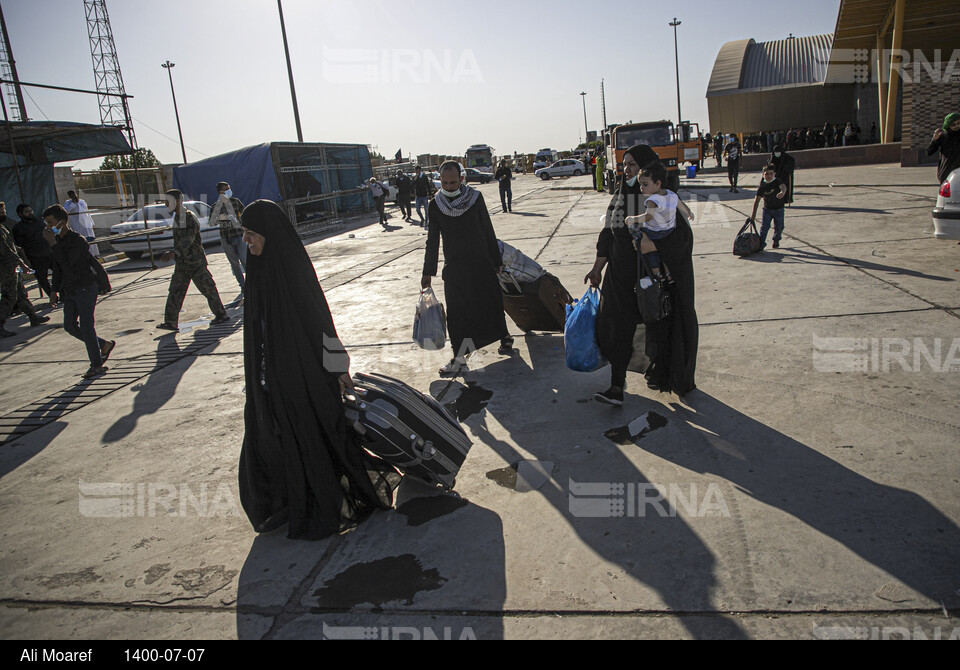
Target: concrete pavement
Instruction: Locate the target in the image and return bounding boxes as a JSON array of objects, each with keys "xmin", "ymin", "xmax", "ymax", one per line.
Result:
[{"xmin": 1, "ymin": 166, "xmax": 958, "ymax": 640}]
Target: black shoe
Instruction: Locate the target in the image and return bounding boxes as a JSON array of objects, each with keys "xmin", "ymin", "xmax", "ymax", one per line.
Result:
[
  {"xmin": 29, "ymin": 315, "xmax": 50, "ymax": 327},
  {"xmin": 594, "ymin": 386, "xmax": 624, "ymax": 406},
  {"xmin": 773, "ymin": 240, "xmax": 780, "ymax": 248},
  {"xmin": 101, "ymin": 340, "xmax": 116, "ymax": 363},
  {"xmin": 210, "ymin": 314, "xmax": 230, "ymax": 325},
  {"xmin": 498, "ymin": 344, "xmax": 513, "ymax": 355},
  {"xmin": 156, "ymin": 322, "xmax": 178, "ymax": 332},
  {"xmin": 0, "ymin": 328, "xmax": 15, "ymax": 338},
  {"xmin": 82, "ymin": 365, "xmax": 108, "ymax": 379}
]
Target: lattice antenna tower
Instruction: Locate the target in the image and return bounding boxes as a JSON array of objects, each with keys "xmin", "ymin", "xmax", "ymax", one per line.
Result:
[
  {"xmin": 0, "ymin": 4, "xmax": 27, "ymax": 122},
  {"xmin": 84, "ymin": 0, "xmax": 136, "ymax": 147}
]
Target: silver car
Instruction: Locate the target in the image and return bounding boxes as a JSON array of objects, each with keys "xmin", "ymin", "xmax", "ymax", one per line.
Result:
[
  {"xmin": 933, "ymin": 168, "xmax": 960, "ymax": 240},
  {"xmin": 535, "ymin": 159, "xmax": 586, "ymax": 180},
  {"xmin": 109, "ymin": 201, "xmax": 217, "ymax": 259}
]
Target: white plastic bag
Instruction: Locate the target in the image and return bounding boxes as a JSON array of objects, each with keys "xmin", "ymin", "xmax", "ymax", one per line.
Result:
[{"xmin": 412, "ymin": 288, "xmax": 447, "ymax": 350}]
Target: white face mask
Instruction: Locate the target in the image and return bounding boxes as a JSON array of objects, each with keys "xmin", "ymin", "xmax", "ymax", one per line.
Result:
[
  {"xmin": 774, "ymin": 153, "xmax": 781, "ymax": 158},
  {"xmin": 441, "ymin": 187, "xmax": 461, "ymax": 198},
  {"xmin": 627, "ymin": 175, "xmax": 638, "ymax": 187},
  {"xmin": 224, "ymin": 189, "xmax": 233, "ymax": 198}
]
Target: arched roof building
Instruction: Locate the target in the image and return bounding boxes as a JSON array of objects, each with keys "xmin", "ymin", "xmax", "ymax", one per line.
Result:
[{"xmin": 706, "ymin": 0, "xmax": 960, "ymax": 165}]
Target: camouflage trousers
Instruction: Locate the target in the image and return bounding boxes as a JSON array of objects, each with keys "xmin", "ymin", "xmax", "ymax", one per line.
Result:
[
  {"xmin": 163, "ymin": 262, "xmax": 226, "ymax": 325},
  {"xmin": 0, "ymin": 271, "xmax": 37, "ymax": 325}
]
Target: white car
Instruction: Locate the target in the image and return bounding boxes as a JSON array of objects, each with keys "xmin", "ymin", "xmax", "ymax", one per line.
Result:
[
  {"xmin": 109, "ymin": 201, "xmax": 218, "ymax": 259},
  {"xmin": 535, "ymin": 159, "xmax": 586, "ymax": 180},
  {"xmin": 933, "ymin": 168, "xmax": 960, "ymax": 239}
]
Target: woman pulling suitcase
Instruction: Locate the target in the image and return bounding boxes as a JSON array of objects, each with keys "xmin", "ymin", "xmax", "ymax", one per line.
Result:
[{"xmin": 237, "ymin": 200, "xmax": 401, "ymax": 540}]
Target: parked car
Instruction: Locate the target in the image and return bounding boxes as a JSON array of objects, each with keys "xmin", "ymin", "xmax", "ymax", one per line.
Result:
[
  {"xmin": 535, "ymin": 159, "xmax": 586, "ymax": 180},
  {"xmin": 109, "ymin": 200, "xmax": 217, "ymax": 260},
  {"xmin": 933, "ymin": 168, "xmax": 960, "ymax": 239},
  {"xmin": 464, "ymin": 167, "xmax": 493, "ymax": 184}
]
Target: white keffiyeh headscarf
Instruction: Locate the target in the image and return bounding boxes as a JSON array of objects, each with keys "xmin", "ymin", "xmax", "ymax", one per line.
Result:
[{"xmin": 433, "ymin": 183, "xmax": 481, "ymax": 218}]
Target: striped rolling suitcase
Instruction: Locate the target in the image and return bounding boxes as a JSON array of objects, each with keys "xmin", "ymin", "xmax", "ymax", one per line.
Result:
[{"xmin": 344, "ymin": 372, "xmax": 471, "ymax": 490}]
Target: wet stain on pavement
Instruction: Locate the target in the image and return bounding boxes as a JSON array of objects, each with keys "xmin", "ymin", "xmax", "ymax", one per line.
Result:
[
  {"xmin": 35, "ymin": 567, "xmax": 101, "ymax": 589},
  {"xmin": 114, "ymin": 329, "xmax": 142, "ymax": 337},
  {"xmin": 486, "ymin": 462, "xmax": 519, "ymax": 489},
  {"xmin": 143, "ymin": 563, "xmax": 171, "ymax": 585},
  {"xmin": 312, "ymin": 554, "xmax": 446, "ymax": 611},
  {"xmin": 396, "ymin": 495, "xmax": 468, "ymax": 526},
  {"xmin": 444, "ymin": 382, "xmax": 493, "ymax": 422},
  {"xmin": 172, "ymin": 565, "xmax": 237, "ymax": 594},
  {"xmin": 604, "ymin": 411, "xmax": 668, "ymax": 446}
]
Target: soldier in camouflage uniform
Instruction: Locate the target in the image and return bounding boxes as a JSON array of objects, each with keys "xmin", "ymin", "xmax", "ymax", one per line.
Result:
[
  {"xmin": 0, "ymin": 202, "xmax": 49, "ymax": 338},
  {"xmin": 156, "ymin": 190, "xmax": 229, "ymax": 331}
]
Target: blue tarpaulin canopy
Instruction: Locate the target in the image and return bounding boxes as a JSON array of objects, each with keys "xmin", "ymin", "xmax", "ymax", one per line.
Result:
[
  {"xmin": 172, "ymin": 143, "xmax": 282, "ymax": 206},
  {"xmin": 0, "ymin": 120, "xmax": 132, "ymax": 211},
  {"xmin": 173, "ymin": 142, "xmax": 374, "ymax": 228}
]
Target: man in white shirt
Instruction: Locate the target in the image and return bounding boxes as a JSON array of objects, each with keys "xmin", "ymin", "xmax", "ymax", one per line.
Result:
[{"xmin": 63, "ymin": 190, "xmax": 100, "ymax": 257}]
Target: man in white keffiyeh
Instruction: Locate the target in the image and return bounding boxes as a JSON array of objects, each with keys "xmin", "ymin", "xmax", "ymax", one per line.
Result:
[{"xmin": 421, "ymin": 162, "xmax": 511, "ymax": 375}]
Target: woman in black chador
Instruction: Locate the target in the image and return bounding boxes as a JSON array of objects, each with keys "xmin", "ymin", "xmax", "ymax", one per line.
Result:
[
  {"xmin": 238, "ymin": 200, "xmax": 400, "ymax": 540},
  {"xmin": 584, "ymin": 144, "xmax": 698, "ymax": 405}
]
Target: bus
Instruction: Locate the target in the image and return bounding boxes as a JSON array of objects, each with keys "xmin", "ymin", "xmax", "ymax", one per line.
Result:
[{"xmin": 465, "ymin": 144, "xmax": 495, "ymax": 169}]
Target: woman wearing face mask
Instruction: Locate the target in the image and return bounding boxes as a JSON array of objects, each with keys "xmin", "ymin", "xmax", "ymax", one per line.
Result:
[
  {"xmin": 928, "ymin": 113, "xmax": 960, "ymax": 186},
  {"xmin": 421, "ymin": 161, "xmax": 511, "ymax": 375},
  {"xmin": 768, "ymin": 144, "xmax": 796, "ymax": 205},
  {"xmin": 584, "ymin": 144, "xmax": 699, "ymax": 404}
]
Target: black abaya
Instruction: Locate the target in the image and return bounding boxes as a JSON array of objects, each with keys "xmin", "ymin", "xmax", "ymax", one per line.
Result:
[
  {"xmin": 595, "ymin": 148, "xmax": 699, "ymax": 395},
  {"xmin": 238, "ymin": 200, "xmax": 399, "ymax": 540}
]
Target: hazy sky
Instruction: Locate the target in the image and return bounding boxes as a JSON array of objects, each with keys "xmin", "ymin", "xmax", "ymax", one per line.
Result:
[{"xmin": 3, "ymin": 0, "xmax": 841, "ymax": 168}]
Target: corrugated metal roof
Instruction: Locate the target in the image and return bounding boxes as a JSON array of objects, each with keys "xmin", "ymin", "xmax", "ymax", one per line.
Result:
[
  {"xmin": 706, "ymin": 39, "xmax": 753, "ymax": 97},
  {"xmin": 707, "ymin": 34, "xmax": 834, "ymax": 98},
  {"xmin": 741, "ymin": 34, "xmax": 833, "ymax": 90}
]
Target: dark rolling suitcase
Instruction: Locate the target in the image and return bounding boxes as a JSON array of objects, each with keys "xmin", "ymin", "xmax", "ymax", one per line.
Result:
[
  {"xmin": 344, "ymin": 372, "xmax": 472, "ymax": 490},
  {"xmin": 499, "ymin": 272, "xmax": 573, "ymax": 333}
]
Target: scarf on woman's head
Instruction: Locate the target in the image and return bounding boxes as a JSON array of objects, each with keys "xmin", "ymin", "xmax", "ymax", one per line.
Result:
[
  {"xmin": 944, "ymin": 113, "xmax": 960, "ymax": 133},
  {"xmin": 624, "ymin": 144, "xmax": 659, "ymax": 170},
  {"xmin": 433, "ymin": 182, "xmax": 481, "ymax": 217}
]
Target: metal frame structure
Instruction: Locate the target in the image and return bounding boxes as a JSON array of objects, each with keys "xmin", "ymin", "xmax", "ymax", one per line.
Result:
[
  {"xmin": 271, "ymin": 142, "xmax": 371, "ymax": 234},
  {"xmin": 85, "ymin": 0, "xmax": 128, "ymax": 129},
  {"xmin": 0, "ymin": 5, "xmax": 27, "ymax": 123}
]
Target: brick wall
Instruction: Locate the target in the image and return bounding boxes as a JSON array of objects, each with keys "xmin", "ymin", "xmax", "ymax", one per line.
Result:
[{"xmin": 902, "ymin": 71, "xmax": 960, "ymax": 166}]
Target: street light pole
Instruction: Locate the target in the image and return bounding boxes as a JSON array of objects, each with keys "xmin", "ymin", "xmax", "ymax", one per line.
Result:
[
  {"xmin": 161, "ymin": 60, "xmax": 187, "ymax": 164},
  {"xmin": 669, "ymin": 18, "xmax": 682, "ymax": 126},
  {"xmin": 277, "ymin": 0, "xmax": 304, "ymax": 143},
  {"xmin": 580, "ymin": 91, "xmax": 588, "ymax": 144}
]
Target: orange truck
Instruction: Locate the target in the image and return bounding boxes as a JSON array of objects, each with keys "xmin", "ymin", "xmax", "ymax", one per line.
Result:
[{"xmin": 603, "ymin": 120, "xmax": 701, "ymax": 193}]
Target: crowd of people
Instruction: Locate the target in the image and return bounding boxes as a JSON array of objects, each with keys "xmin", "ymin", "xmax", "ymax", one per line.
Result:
[
  {"xmin": 0, "ymin": 187, "xmax": 243, "ymax": 378},
  {"xmin": 13, "ymin": 111, "xmax": 959, "ymax": 542},
  {"xmin": 705, "ymin": 122, "xmax": 880, "ymax": 164}
]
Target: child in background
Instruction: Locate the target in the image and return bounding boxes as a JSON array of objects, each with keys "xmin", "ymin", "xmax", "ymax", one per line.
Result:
[
  {"xmin": 625, "ymin": 162, "xmax": 694, "ymax": 278},
  {"xmin": 749, "ymin": 163, "xmax": 788, "ymax": 249}
]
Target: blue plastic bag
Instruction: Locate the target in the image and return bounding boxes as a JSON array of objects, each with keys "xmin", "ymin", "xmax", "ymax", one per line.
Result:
[{"xmin": 564, "ymin": 288, "xmax": 605, "ymax": 372}]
